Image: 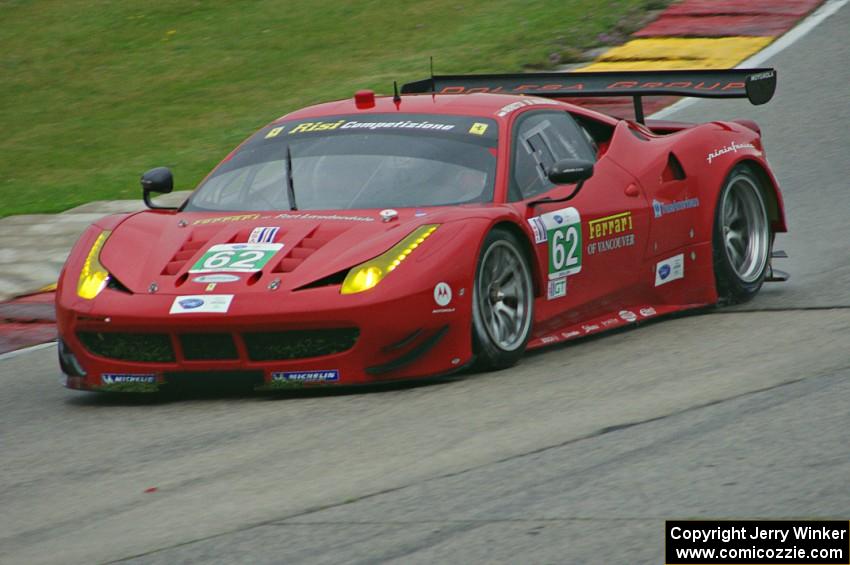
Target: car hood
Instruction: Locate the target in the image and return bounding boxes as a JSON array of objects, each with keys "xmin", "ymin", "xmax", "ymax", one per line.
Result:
[{"xmin": 98, "ymin": 208, "xmax": 463, "ymax": 295}]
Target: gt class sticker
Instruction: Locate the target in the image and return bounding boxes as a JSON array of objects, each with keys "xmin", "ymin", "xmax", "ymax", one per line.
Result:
[
  {"xmin": 189, "ymin": 243, "xmax": 283, "ymax": 273},
  {"xmin": 541, "ymin": 207, "xmax": 582, "ymax": 280},
  {"xmin": 169, "ymin": 294, "xmax": 234, "ymax": 314},
  {"xmin": 547, "ymin": 277, "xmax": 567, "ymax": 300},
  {"xmin": 655, "ymin": 254, "xmax": 684, "ymax": 286}
]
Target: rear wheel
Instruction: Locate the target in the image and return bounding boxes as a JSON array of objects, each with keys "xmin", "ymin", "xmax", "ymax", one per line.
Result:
[
  {"xmin": 713, "ymin": 166, "xmax": 771, "ymax": 303},
  {"xmin": 471, "ymin": 228, "xmax": 534, "ymax": 370}
]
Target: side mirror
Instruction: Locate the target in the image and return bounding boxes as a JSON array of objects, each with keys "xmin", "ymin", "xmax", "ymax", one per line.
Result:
[
  {"xmin": 530, "ymin": 159, "xmax": 595, "ymax": 207},
  {"xmin": 547, "ymin": 159, "xmax": 594, "ymax": 185},
  {"xmin": 141, "ymin": 167, "xmax": 176, "ymax": 210}
]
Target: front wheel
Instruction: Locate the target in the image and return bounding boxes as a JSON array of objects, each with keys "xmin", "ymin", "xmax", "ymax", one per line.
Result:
[
  {"xmin": 471, "ymin": 228, "xmax": 534, "ymax": 371},
  {"xmin": 713, "ymin": 166, "xmax": 771, "ymax": 304}
]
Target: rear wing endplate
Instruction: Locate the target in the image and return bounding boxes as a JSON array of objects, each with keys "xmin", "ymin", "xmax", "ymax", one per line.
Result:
[{"xmin": 401, "ymin": 68, "xmax": 776, "ymax": 123}]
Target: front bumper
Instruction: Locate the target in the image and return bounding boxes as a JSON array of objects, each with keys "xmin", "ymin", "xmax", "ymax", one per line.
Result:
[{"xmin": 57, "ymin": 282, "xmax": 473, "ymax": 392}]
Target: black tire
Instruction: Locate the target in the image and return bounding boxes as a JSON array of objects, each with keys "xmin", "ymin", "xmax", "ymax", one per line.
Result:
[
  {"xmin": 471, "ymin": 228, "xmax": 534, "ymax": 371},
  {"xmin": 712, "ymin": 166, "xmax": 771, "ymax": 304}
]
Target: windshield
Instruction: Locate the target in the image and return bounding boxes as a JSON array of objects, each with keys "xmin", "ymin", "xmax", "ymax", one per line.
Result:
[{"xmin": 185, "ymin": 114, "xmax": 499, "ymax": 212}]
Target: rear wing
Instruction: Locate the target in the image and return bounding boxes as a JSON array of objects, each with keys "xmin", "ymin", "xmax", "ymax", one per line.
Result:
[{"xmin": 401, "ymin": 68, "xmax": 776, "ymax": 123}]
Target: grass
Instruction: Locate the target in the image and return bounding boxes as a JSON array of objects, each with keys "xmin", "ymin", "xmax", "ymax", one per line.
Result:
[{"xmin": 0, "ymin": 0, "xmax": 665, "ymax": 216}]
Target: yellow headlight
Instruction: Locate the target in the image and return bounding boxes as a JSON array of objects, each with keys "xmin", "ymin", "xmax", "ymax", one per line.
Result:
[
  {"xmin": 77, "ymin": 230, "xmax": 112, "ymax": 299},
  {"xmin": 341, "ymin": 224, "xmax": 439, "ymax": 294}
]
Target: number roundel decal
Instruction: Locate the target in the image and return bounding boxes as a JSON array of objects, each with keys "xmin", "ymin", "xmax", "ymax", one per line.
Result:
[
  {"xmin": 541, "ymin": 208, "xmax": 582, "ymax": 280},
  {"xmin": 189, "ymin": 243, "xmax": 284, "ymax": 273}
]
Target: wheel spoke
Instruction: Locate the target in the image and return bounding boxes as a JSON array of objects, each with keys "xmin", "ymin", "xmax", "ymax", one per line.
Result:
[
  {"xmin": 491, "ymin": 310, "xmax": 507, "ymax": 343},
  {"xmin": 496, "ymin": 267, "xmax": 515, "ymax": 287}
]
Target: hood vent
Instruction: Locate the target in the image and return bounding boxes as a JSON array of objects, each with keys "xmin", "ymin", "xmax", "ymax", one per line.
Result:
[
  {"xmin": 272, "ymin": 224, "xmax": 348, "ymax": 274},
  {"xmin": 162, "ymin": 237, "xmax": 208, "ymax": 276}
]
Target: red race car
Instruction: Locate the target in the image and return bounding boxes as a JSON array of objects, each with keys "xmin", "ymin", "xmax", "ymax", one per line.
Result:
[{"xmin": 56, "ymin": 68, "xmax": 787, "ymax": 392}]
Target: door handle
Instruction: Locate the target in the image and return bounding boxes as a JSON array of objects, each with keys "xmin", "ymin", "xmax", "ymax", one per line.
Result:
[{"xmin": 624, "ymin": 183, "xmax": 640, "ymax": 197}]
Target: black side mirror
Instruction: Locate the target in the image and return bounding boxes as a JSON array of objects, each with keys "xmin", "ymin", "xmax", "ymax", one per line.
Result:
[
  {"xmin": 530, "ymin": 159, "xmax": 595, "ymax": 207},
  {"xmin": 547, "ymin": 159, "xmax": 594, "ymax": 185},
  {"xmin": 141, "ymin": 167, "xmax": 177, "ymax": 210}
]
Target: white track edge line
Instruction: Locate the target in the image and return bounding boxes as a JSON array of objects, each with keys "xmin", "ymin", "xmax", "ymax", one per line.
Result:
[
  {"xmin": 0, "ymin": 341, "xmax": 56, "ymax": 361},
  {"xmin": 650, "ymin": 0, "xmax": 850, "ymax": 119}
]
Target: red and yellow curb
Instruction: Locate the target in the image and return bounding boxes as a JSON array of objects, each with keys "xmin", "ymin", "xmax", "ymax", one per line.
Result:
[{"xmin": 572, "ymin": 0, "xmax": 826, "ymax": 116}]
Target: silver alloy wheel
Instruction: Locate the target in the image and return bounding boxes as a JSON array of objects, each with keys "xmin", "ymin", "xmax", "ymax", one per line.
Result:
[
  {"xmin": 476, "ymin": 240, "xmax": 533, "ymax": 352},
  {"xmin": 721, "ymin": 173, "xmax": 769, "ymax": 283}
]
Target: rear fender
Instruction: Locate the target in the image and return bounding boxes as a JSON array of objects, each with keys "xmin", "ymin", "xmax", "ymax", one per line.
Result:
[{"xmin": 681, "ymin": 123, "xmax": 787, "ymax": 241}]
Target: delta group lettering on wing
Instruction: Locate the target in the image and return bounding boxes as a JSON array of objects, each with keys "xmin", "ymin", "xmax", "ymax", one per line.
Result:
[{"xmin": 440, "ymin": 80, "xmax": 744, "ymax": 96}]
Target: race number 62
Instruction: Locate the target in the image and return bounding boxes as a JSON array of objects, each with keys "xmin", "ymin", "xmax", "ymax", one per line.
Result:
[{"xmin": 548, "ymin": 223, "xmax": 581, "ymax": 279}]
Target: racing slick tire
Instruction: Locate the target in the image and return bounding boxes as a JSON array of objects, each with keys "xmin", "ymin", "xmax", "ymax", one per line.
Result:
[
  {"xmin": 471, "ymin": 227, "xmax": 534, "ymax": 370},
  {"xmin": 712, "ymin": 165, "xmax": 771, "ymax": 304}
]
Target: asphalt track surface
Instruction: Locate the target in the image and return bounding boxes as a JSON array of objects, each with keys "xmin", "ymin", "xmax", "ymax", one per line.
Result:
[{"xmin": 2, "ymin": 5, "xmax": 849, "ymax": 564}]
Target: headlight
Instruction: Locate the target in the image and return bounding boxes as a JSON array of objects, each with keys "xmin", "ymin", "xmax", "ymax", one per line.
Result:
[
  {"xmin": 341, "ymin": 224, "xmax": 438, "ymax": 294},
  {"xmin": 77, "ymin": 230, "xmax": 112, "ymax": 299}
]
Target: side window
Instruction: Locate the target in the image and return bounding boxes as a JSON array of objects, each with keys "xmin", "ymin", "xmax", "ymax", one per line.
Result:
[{"xmin": 510, "ymin": 111, "xmax": 597, "ymax": 200}]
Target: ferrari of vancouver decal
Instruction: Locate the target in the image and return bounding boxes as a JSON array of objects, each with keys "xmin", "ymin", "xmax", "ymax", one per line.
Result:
[
  {"xmin": 271, "ymin": 370, "xmax": 340, "ymax": 383},
  {"xmin": 652, "ymin": 198, "xmax": 700, "ymax": 219},
  {"xmin": 706, "ymin": 141, "xmax": 755, "ymax": 164},
  {"xmin": 169, "ymin": 294, "xmax": 234, "ymax": 314},
  {"xmin": 586, "ymin": 211, "xmax": 635, "ymax": 255},
  {"xmin": 189, "ymin": 243, "xmax": 283, "ymax": 273},
  {"xmin": 655, "ymin": 254, "xmax": 684, "ymax": 287}
]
